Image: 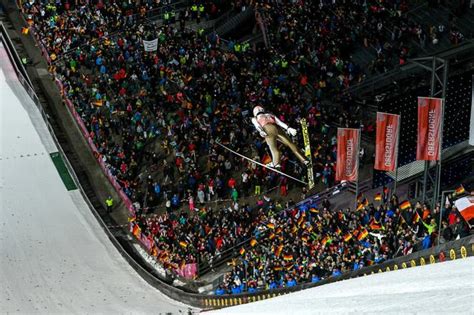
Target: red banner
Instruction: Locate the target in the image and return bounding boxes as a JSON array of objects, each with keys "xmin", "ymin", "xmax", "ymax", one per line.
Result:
[
  {"xmin": 417, "ymin": 97, "xmax": 443, "ymax": 161},
  {"xmin": 336, "ymin": 128, "xmax": 360, "ymax": 182},
  {"xmin": 375, "ymin": 112, "xmax": 400, "ymax": 172}
]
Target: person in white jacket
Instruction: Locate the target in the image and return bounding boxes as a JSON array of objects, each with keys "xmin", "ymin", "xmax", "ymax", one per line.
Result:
[{"xmin": 251, "ymin": 105, "xmax": 309, "ymax": 168}]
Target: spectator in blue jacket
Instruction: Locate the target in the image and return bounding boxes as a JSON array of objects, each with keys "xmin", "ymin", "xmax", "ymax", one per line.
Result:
[
  {"xmin": 215, "ymin": 286, "xmax": 225, "ymax": 296},
  {"xmin": 286, "ymin": 277, "xmax": 297, "ymax": 287},
  {"xmin": 171, "ymin": 194, "xmax": 180, "ymax": 210},
  {"xmin": 422, "ymin": 233, "xmax": 431, "ymax": 249},
  {"xmin": 248, "ymin": 285, "xmax": 257, "ymax": 293},
  {"xmin": 268, "ymin": 280, "xmax": 278, "ymax": 290},
  {"xmin": 231, "ymin": 284, "xmax": 242, "ymax": 294}
]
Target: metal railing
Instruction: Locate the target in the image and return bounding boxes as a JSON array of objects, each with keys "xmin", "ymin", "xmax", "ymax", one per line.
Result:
[{"xmin": 0, "ymin": 23, "xmax": 34, "ymax": 90}]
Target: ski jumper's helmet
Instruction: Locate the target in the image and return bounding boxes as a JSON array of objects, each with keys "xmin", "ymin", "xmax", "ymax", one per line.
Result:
[{"xmin": 253, "ymin": 106, "xmax": 264, "ymax": 117}]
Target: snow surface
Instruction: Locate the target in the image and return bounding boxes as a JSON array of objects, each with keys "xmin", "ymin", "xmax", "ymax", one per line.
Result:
[
  {"xmin": 0, "ymin": 43, "xmax": 195, "ymax": 314},
  {"xmin": 209, "ymin": 257, "xmax": 474, "ymax": 315}
]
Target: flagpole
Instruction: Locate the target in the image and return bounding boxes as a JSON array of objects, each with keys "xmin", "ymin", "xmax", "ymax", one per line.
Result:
[
  {"xmin": 354, "ymin": 128, "xmax": 361, "ymax": 210},
  {"xmin": 393, "ymin": 114, "xmax": 401, "ymax": 197},
  {"xmin": 437, "ymin": 190, "xmax": 453, "ymax": 245}
]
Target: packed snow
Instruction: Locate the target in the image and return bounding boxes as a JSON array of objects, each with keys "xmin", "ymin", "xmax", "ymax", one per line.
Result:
[
  {"xmin": 209, "ymin": 257, "xmax": 474, "ymax": 315},
  {"xmin": 0, "ymin": 42, "xmax": 196, "ymax": 314}
]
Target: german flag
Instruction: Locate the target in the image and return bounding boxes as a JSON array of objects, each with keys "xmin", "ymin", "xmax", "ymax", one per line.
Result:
[
  {"xmin": 165, "ymin": 262, "xmax": 179, "ymax": 270},
  {"xmin": 132, "ymin": 224, "xmax": 141, "ymax": 237},
  {"xmin": 357, "ymin": 229, "xmax": 369, "ymax": 241},
  {"xmin": 92, "ymin": 99, "xmax": 103, "ymax": 107},
  {"xmin": 344, "ymin": 233, "xmax": 352, "ymax": 242},
  {"xmin": 297, "ymin": 215, "xmax": 304, "ymax": 227},
  {"xmin": 273, "ymin": 265, "xmax": 283, "ymax": 271},
  {"xmin": 301, "ymin": 235, "xmax": 309, "ymax": 243},
  {"xmin": 400, "ymin": 200, "xmax": 411, "ymax": 210},
  {"xmin": 363, "ymin": 198, "xmax": 369, "ymax": 207},
  {"xmin": 283, "ymin": 254, "xmax": 293, "ymax": 261},
  {"xmin": 274, "ymin": 244, "xmax": 283, "ymax": 257},
  {"xmin": 335, "ymin": 227, "xmax": 342, "ymax": 235},
  {"xmin": 267, "ymin": 222, "xmax": 275, "ymax": 229},
  {"xmin": 291, "ymin": 225, "xmax": 298, "ymax": 234},
  {"xmin": 310, "ymin": 208, "xmax": 318, "ymax": 214},
  {"xmin": 239, "ymin": 247, "xmax": 246, "ymax": 255},
  {"xmin": 356, "ymin": 192, "xmax": 363, "ymax": 202},
  {"xmin": 352, "ymin": 227, "xmax": 360, "ymax": 237},
  {"xmin": 21, "ymin": 27, "xmax": 29, "ymax": 35},
  {"xmin": 321, "ymin": 236, "xmax": 331, "ymax": 245},
  {"xmin": 356, "ymin": 202, "xmax": 364, "ymax": 211},
  {"xmin": 159, "ymin": 251, "xmax": 168, "ymax": 260},
  {"xmin": 269, "ymin": 233, "xmax": 276, "ymax": 240},
  {"xmin": 455, "ymin": 185, "xmax": 465, "ymax": 195},
  {"xmin": 250, "ymin": 239, "xmax": 257, "ymax": 247},
  {"xmin": 413, "ymin": 211, "xmax": 421, "ymax": 223},
  {"xmin": 374, "ymin": 193, "xmax": 382, "ymax": 201},
  {"xmin": 276, "ymin": 227, "xmax": 283, "ymax": 234},
  {"xmin": 306, "ymin": 225, "xmax": 313, "ymax": 233},
  {"xmin": 262, "ymin": 154, "xmax": 272, "ymax": 165},
  {"xmin": 179, "ymin": 241, "xmax": 188, "ymax": 248},
  {"xmin": 369, "ymin": 219, "xmax": 383, "ymax": 230}
]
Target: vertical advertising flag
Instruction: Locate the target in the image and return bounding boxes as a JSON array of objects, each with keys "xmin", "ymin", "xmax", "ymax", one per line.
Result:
[
  {"xmin": 375, "ymin": 112, "xmax": 400, "ymax": 172},
  {"xmin": 417, "ymin": 97, "xmax": 443, "ymax": 161},
  {"xmin": 336, "ymin": 128, "xmax": 360, "ymax": 182}
]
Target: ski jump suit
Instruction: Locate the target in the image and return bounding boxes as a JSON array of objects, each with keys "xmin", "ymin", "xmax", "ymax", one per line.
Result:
[{"xmin": 251, "ymin": 112, "xmax": 307, "ymax": 167}]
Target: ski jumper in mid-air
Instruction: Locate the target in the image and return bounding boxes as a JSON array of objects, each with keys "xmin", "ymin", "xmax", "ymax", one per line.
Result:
[{"xmin": 251, "ymin": 106, "xmax": 309, "ymax": 169}]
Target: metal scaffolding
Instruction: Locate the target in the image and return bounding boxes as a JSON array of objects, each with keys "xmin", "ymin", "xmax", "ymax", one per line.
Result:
[{"xmin": 410, "ymin": 56, "xmax": 449, "ymax": 209}]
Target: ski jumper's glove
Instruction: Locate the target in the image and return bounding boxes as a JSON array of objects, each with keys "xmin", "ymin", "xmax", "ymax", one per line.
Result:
[
  {"xmin": 252, "ymin": 117, "xmax": 268, "ymax": 138},
  {"xmin": 287, "ymin": 127, "xmax": 297, "ymax": 137}
]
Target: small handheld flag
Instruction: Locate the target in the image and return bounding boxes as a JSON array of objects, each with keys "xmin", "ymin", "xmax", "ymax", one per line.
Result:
[
  {"xmin": 400, "ymin": 200, "xmax": 411, "ymax": 210},
  {"xmin": 455, "ymin": 185, "xmax": 465, "ymax": 196}
]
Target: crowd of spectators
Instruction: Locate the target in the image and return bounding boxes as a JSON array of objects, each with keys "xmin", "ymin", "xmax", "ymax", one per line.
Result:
[
  {"xmin": 22, "ymin": 0, "xmax": 469, "ymax": 281},
  {"xmin": 22, "ymin": 0, "xmax": 359, "ymax": 216},
  {"xmin": 216, "ymin": 189, "xmax": 471, "ymax": 294},
  {"xmin": 255, "ymin": 0, "xmax": 467, "ymax": 78},
  {"xmin": 22, "ymin": 0, "xmax": 352, "ymax": 273},
  {"xmin": 133, "ymin": 195, "xmax": 289, "ymax": 274}
]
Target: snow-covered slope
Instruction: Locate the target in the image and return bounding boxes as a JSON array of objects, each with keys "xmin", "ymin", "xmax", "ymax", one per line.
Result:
[
  {"xmin": 209, "ymin": 257, "xmax": 474, "ymax": 315},
  {"xmin": 0, "ymin": 42, "xmax": 195, "ymax": 314}
]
